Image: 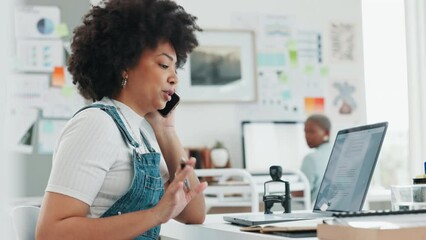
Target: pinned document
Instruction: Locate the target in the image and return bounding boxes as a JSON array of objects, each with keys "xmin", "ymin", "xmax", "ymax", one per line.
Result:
[{"xmin": 14, "ymin": 6, "xmax": 60, "ymax": 39}]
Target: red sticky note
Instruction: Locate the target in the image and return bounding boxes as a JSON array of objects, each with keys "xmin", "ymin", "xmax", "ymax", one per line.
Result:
[
  {"xmin": 52, "ymin": 66, "xmax": 65, "ymax": 87},
  {"xmin": 305, "ymin": 97, "xmax": 325, "ymax": 113}
]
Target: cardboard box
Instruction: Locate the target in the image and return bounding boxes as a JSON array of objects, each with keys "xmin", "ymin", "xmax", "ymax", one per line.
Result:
[{"xmin": 317, "ymin": 224, "xmax": 426, "ymax": 240}]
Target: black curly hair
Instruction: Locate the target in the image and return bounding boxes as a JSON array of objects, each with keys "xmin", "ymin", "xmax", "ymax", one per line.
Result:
[{"xmin": 68, "ymin": 0, "xmax": 201, "ymax": 101}]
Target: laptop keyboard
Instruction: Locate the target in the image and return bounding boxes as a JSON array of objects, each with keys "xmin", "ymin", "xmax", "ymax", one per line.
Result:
[
  {"xmin": 332, "ymin": 209, "xmax": 426, "ymax": 218},
  {"xmin": 273, "ymin": 212, "xmax": 326, "ymax": 219}
]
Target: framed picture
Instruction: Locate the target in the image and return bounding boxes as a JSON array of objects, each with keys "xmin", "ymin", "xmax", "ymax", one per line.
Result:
[{"xmin": 177, "ymin": 30, "xmax": 257, "ymax": 102}]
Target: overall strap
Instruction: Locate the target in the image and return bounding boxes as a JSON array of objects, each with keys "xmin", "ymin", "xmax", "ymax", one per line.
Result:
[
  {"xmin": 74, "ymin": 104, "xmax": 140, "ymax": 148},
  {"xmin": 139, "ymin": 130, "xmax": 156, "ymax": 153}
]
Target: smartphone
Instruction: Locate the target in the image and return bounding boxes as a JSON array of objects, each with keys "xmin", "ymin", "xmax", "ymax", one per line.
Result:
[{"xmin": 158, "ymin": 93, "xmax": 180, "ymax": 117}]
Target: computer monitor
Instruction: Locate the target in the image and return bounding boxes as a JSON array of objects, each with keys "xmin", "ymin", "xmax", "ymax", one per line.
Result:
[{"xmin": 241, "ymin": 121, "xmax": 310, "ymax": 174}]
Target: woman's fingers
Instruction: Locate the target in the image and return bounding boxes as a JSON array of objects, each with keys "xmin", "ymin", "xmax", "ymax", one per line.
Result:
[
  {"xmin": 174, "ymin": 163, "xmax": 192, "ymax": 182},
  {"xmin": 169, "ymin": 181, "xmax": 184, "ymax": 194},
  {"xmin": 172, "ymin": 157, "xmax": 207, "ymax": 200},
  {"xmin": 192, "ymin": 181, "xmax": 208, "ymax": 195},
  {"xmin": 185, "ymin": 157, "xmax": 197, "ymax": 168},
  {"xmin": 171, "ymin": 164, "xmax": 207, "ymax": 196}
]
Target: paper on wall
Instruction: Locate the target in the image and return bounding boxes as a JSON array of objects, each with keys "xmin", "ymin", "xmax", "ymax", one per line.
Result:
[
  {"xmin": 11, "ymin": 73, "xmax": 50, "ymax": 109},
  {"xmin": 16, "ymin": 39, "xmax": 64, "ymax": 72},
  {"xmin": 14, "ymin": 5, "xmax": 60, "ymax": 39}
]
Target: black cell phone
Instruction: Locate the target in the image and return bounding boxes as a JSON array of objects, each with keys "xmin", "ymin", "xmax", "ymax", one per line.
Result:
[{"xmin": 158, "ymin": 93, "xmax": 180, "ymax": 117}]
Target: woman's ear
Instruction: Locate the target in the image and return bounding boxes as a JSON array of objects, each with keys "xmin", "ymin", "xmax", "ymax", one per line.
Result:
[{"xmin": 323, "ymin": 129, "xmax": 330, "ymax": 142}]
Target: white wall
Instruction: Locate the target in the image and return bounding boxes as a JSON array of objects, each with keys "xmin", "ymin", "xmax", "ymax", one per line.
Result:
[
  {"xmin": 175, "ymin": 0, "xmax": 365, "ymax": 168},
  {"xmin": 2, "ymin": 0, "xmax": 18, "ymax": 237},
  {"xmin": 12, "ymin": 0, "xmax": 365, "ymax": 198}
]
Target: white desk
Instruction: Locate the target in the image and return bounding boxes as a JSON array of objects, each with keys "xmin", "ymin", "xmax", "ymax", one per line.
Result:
[{"xmin": 160, "ymin": 213, "xmax": 318, "ymax": 240}]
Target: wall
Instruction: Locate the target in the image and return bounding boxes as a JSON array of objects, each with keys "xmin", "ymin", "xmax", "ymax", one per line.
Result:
[
  {"xmin": 2, "ymin": 0, "xmax": 18, "ymax": 237},
  {"xmin": 15, "ymin": 0, "xmax": 365, "ymax": 196},
  {"xmin": 12, "ymin": 0, "xmax": 89, "ymax": 197},
  {"xmin": 175, "ymin": 0, "xmax": 366, "ymax": 167},
  {"xmin": 22, "ymin": 0, "xmax": 89, "ymax": 41}
]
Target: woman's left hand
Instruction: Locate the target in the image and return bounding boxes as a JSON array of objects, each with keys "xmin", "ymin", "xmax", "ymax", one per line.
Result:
[{"xmin": 153, "ymin": 160, "xmax": 207, "ymax": 223}]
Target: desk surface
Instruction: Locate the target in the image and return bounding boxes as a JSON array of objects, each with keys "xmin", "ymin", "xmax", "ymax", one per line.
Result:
[{"xmin": 160, "ymin": 213, "xmax": 318, "ymax": 240}]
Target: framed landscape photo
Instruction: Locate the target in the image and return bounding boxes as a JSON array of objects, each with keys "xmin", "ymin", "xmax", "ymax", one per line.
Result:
[{"xmin": 177, "ymin": 30, "xmax": 257, "ymax": 102}]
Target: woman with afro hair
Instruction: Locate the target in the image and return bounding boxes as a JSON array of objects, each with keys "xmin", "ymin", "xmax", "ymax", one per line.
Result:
[{"xmin": 36, "ymin": 0, "xmax": 207, "ymax": 239}]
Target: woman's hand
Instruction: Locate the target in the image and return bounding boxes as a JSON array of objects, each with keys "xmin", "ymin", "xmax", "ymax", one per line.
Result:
[
  {"xmin": 153, "ymin": 160, "xmax": 207, "ymax": 224},
  {"xmin": 144, "ymin": 109, "xmax": 175, "ymax": 130}
]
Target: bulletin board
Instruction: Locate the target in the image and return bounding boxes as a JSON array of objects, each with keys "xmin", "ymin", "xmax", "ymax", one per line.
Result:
[
  {"xmin": 177, "ymin": 0, "xmax": 367, "ymax": 128},
  {"xmin": 12, "ymin": 5, "xmax": 86, "ymax": 153}
]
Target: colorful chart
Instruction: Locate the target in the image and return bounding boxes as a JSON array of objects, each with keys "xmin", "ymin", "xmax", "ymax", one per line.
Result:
[{"xmin": 37, "ymin": 18, "xmax": 55, "ymax": 35}]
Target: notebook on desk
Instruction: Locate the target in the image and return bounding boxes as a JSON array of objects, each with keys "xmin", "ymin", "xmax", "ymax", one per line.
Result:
[{"xmin": 224, "ymin": 122, "xmax": 388, "ymax": 226}]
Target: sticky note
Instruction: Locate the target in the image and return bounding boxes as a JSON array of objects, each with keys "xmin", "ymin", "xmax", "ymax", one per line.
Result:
[
  {"xmin": 305, "ymin": 97, "xmax": 325, "ymax": 113},
  {"xmin": 56, "ymin": 23, "xmax": 69, "ymax": 38},
  {"xmin": 288, "ymin": 40, "xmax": 298, "ymax": 68},
  {"xmin": 304, "ymin": 65, "xmax": 315, "ymax": 75},
  {"xmin": 61, "ymin": 85, "xmax": 75, "ymax": 97},
  {"xmin": 277, "ymin": 71, "xmax": 289, "ymax": 84},
  {"xmin": 320, "ymin": 66, "xmax": 330, "ymax": 76},
  {"xmin": 42, "ymin": 120, "xmax": 54, "ymax": 134},
  {"xmin": 52, "ymin": 66, "xmax": 65, "ymax": 87},
  {"xmin": 281, "ymin": 90, "xmax": 291, "ymax": 100}
]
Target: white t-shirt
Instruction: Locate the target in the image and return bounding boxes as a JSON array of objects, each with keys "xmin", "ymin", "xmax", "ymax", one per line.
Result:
[{"xmin": 45, "ymin": 98, "xmax": 169, "ymax": 218}]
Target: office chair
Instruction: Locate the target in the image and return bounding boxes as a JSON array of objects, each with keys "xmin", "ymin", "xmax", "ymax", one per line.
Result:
[{"xmin": 11, "ymin": 205, "xmax": 40, "ymax": 240}]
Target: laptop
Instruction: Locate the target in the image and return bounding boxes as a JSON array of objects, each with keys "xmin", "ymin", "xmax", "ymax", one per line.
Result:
[{"xmin": 224, "ymin": 122, "xmax": 388, "ymax": 226}]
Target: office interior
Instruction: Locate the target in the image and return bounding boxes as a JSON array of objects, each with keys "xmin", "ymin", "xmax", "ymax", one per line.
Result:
[{"xmin": 1, "ymin": 0, "xmax": 426, "ymax": 239}]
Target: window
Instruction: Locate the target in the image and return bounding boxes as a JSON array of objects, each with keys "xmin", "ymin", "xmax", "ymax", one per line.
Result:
[{"xmin": 362, "ymin": 0, "xmax": 410, "ymax": 187}]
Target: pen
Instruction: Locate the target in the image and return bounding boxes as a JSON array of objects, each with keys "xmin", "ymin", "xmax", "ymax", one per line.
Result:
[{"xmin": 180, "ymin": 158, "xmax": 191, "ymax": 190}]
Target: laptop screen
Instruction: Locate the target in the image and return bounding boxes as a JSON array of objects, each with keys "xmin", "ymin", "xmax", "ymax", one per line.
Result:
[{"xmin": 313, "ymin": 122, "xmax": 388, "ymax": 212}]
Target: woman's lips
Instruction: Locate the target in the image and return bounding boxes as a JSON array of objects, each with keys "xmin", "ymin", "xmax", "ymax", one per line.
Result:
[{"xmin": 163, "ymin": 91, "xmax": 172, "ymax": 101}]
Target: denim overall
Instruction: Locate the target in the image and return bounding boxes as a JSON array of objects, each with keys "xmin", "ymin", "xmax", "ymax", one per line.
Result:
[{"xmin": 75, "ymin": 104, "xmax": 165, "ymax": 240}]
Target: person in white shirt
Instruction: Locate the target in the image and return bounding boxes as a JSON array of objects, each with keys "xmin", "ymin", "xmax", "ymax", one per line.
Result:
[
  {"xmin": 36, "ymin": 0, "xmax": 207, "ymax": 239},
  {"xmin": 300, "ymin": 114, "xmax": 332, "ymax": 204}
]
